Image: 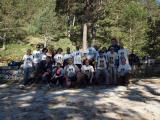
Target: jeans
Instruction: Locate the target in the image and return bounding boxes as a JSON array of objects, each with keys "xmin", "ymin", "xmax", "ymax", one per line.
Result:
[
  {"xmin": 23, "ymin": 67, "xmax": 33, "ymax": 85},
  {"xmin": 108, "ymin": 67, "xmax": 117, "ymax": 85},
  {"xmin": 95, "ymin": 69, "xmax": 109, "ymax": 85}
]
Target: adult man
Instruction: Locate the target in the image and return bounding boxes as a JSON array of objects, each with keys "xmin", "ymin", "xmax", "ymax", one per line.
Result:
[{"xmin": 108, "ymin": 38, "xmax": 120, "ymax": 53}]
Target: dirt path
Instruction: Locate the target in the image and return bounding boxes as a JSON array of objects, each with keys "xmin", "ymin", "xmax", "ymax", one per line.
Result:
[{"xmin": 0, "ymin": 79, "xmax": 160, "ymax": 120}]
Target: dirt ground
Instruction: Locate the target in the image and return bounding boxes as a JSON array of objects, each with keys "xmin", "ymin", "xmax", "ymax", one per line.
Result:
[{"xmin": 0, "ymin": 78, "xmax": 160, "ymax": 120}]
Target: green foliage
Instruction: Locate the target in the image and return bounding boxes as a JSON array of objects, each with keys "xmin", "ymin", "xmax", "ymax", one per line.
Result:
[
  {"xmin": 0, "ymin": 0, "xmax": 160, "ymax": 57},
  {"xmin": 0, "ymin": 43, "xmax": 33, "ymax": 62}
]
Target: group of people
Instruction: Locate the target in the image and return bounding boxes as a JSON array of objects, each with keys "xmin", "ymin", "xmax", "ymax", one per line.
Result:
[{"xmin": 19, "ymin": 38, "xmax": 132, "ymax": 88}]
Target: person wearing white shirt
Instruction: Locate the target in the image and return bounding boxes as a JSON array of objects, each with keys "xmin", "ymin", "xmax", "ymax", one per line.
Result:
[
  {"xmin": 118, "ymin": 44, "xmax": 129, "ymax": 65},
  {"xmin": 64, "ymin": 47, "xmax": 72, "ymax": 66},
  {"xmin": 118, "ymin": 58, "xmax": 131, "ymax": 86},
  {"xmin": 32, "ymin": 44, "xmax": 42, "ymax": 72},
  {"xmin": 54, "ymin": 48, "xmax": 64, "ymax": 66},
  {"xmin": 20, "ymin": 49, "xmax": 33, "ymax": 88},
  {"xmin": 64, "ymin": 58, "xmax": 80, "ymax": 87},
  {"xmin": 107, "ymin": 47, "xmax": 118, "ymax": 85},
  {"xmin": 41, "ymin": 48, "xmax": 48, "ymax": 61},
  {"xmin": 81, "ymin": 59, "xmax": 94, "ymax": 85},
  {"xmin": 95, "ymin": 50, "xmax": 109, "ymax": 85},
  {"xmin": 72, "ymin": 46, "xmax": 83, "ymax": 69}
]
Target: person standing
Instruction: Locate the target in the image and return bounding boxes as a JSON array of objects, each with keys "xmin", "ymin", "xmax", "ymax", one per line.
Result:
[
  {"xmin": 118, "ymin": 43, "xmax": 129, "ymax": 65},
  {"xmin": 32, "ymin": 44, "xmax": 42, "ymax": 73},
  {"xmin": 64, "ymin": 47, "xmax": 72, "ymax": 66},
  {"xmin": 72, "ymin": 46, "xmax": 83, "ymax": 69},
  {"xmin": 54, "ymin": 48, "xmax": 64, "ymax": 66},
  {"xmin": 19, "ymin": 49, "xmax": 33, "ymax": 88},
  {"xmin": 108, "ymin": 38, "xmax": 120, "ymax": 53},
  {"xmin": 106, "ymin": 47, "xmax": 118, "ymax": 85},
  {"xmin": 95, "ymin": 50, "xmax": 109, "ymax": 85}
]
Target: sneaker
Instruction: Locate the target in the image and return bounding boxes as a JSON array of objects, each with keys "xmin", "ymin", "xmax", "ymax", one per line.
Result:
[{"xmin": 19, "ymin": 84, "xmax": 25, "ymax": 89}]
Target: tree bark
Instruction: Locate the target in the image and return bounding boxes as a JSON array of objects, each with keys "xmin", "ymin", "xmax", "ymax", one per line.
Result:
[
  {"xmin": 83, "ymin": 23, "xmax": 88, "ymax": 50},
  {"xmin": 129, "ymin": 27, "xmax": 132, "ymax": 49}
]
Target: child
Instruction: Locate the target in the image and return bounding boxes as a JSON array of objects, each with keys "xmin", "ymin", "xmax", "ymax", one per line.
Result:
[
  {"xmin": 81, "ymin": 59, "xmax": 94, "ymax": 85},
  {"xmin": 51, "ymin": 62, "xmax": 64, "ymax": 87},
  {"xmin": 72, "ymin": 46, "xmax": 83, "ymax": 69},
  {"xmin": 118, "ymin": 43, "xmax": 129, "ymax": 65},
  {"xmin": 32, "ymin": 44, "xmax": 42, "ymax": 72},
  {"xmin": 64, "ymin": 58, "xmax": 80, "ymax": 87},
  {"xmin": 118, "ymin": 58, "xmax": 131, "ymax": 86},
  {"xmin": 95, "ymin": 50, "xmax": 109, "ymax": 85},
  {"xmin": 19, "ymin": 49, "xmax": 33, "ymax": 88},
  {"xmin": 106, "ymin": 47, "xmax": 118, "ymax": 85},
  {"xmin": 54, "ymin": 48, "xmax": 64, "ymax": 66}
]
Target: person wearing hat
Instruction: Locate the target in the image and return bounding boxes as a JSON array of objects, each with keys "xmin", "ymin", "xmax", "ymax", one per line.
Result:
[{"xmin": 106, "ymin": 47, "xmax": 118, "ymax": 85}]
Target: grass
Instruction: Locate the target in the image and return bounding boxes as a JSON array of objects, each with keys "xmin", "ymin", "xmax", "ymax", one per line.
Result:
[
  {"xmin": 0, "ymin": 38, "xmax": 76, "ymax": 65},
  {"xmin": 0, "ymin": 44, "xmax": 33, "ymax": 64}
]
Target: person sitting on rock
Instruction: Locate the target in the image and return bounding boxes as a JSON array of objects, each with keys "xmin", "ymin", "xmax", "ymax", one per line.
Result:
[
  {"xmin": 95, "ymin": 50, "xmax": 109, "ymax": 85},
  {"xmin": 64, "ymin": 58, "xmax": 80, "ymax": 87},
  {"xmin": 19, "ymin": 49, "xmax": 33, "ymax": 88},
  {"xmin": 81, "ymin": 59, "xmax": 94, "ymax": 85},
  {"xmin": 118, "ymin": 58, "xmax": 131, "ymax": 87},
  {"xmin": 51, "ymin": 62, "xmax": 64, "ymax": 87}
]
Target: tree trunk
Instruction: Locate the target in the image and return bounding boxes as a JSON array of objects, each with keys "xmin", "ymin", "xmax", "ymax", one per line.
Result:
[
  {"xmin": 1, "ymin": 33, "xmax": 6, "ymax": 51},
  {"xmin": 83, "ymin": 23, "xmax": 88, "ymax": 50},
  {"xmin": 72, "ymin": 15, "xmax": 76, "ymax": 26},
  {"xmin": 129, "ymin": 27, "xmax": 132, "ymax": 49}
]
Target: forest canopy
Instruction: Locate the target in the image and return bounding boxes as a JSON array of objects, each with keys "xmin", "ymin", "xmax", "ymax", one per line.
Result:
[{"xmin": 0, "ymin": 0, "xmax": 160, "ymax": 58}]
